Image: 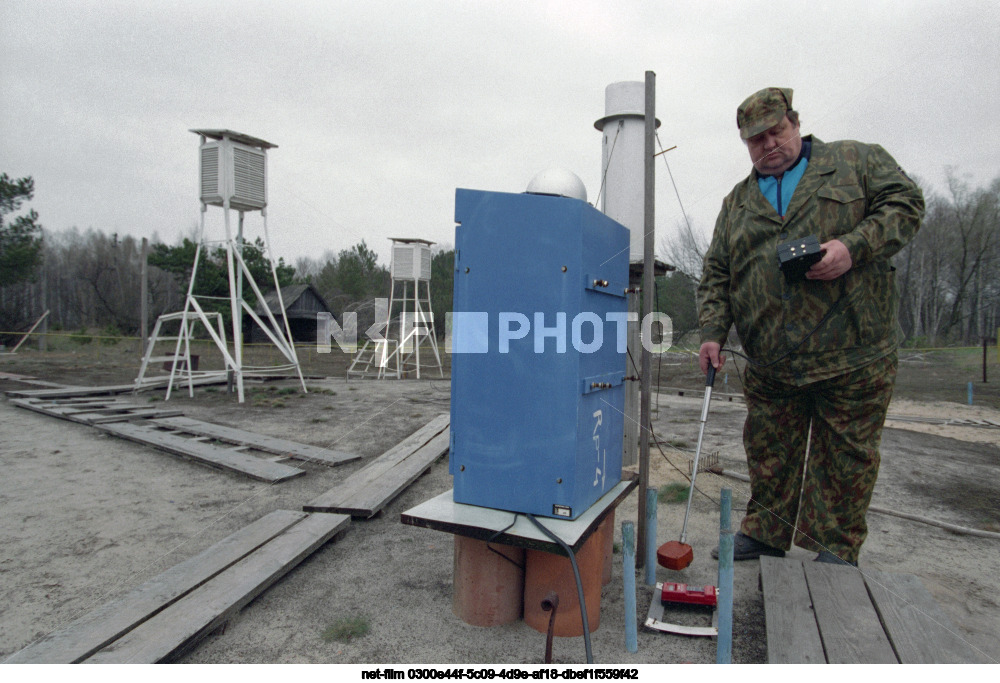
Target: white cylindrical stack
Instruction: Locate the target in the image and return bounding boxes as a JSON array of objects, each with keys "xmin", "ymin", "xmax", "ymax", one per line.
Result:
[{"xmin": 594, "ymin": 81, "xmax": 659, "ymax": 263}]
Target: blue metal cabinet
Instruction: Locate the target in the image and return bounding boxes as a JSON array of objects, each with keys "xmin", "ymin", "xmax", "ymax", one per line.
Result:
[{"xmin": 449, "ymin": 188, "xmax": 630, "ymax": 519}]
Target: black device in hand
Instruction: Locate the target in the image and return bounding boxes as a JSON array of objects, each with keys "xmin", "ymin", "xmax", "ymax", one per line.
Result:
[{"xmin": 777, "ymin": 235, "xmax": 825, "ymax": 283}]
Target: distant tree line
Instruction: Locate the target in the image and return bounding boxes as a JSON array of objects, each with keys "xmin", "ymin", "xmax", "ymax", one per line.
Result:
[
  {"xmin": 3, "ymin": 169, "xmax": 996, "ymax": 348},
  {"xmin": 0, "ymin": 174, "xmax": 456, "ymax": 345}
]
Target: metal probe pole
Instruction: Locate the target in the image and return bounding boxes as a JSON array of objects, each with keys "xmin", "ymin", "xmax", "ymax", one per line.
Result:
[
  {"xmin": 637, "ymin": 70, "xmax": 656, "ymax": 565},
  {"xmin": 679, "ymin": 365, "xmax": 716, "ymax": 545}
]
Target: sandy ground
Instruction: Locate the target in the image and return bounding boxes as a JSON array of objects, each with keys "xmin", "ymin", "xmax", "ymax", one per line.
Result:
[{"xmin": 1, "ymin": 364, "xmax": 998, "ymax": 666}]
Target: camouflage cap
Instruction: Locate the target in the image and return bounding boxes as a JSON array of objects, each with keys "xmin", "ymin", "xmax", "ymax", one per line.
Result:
[{"xmin": 737, "ymin": 87, "xmax": 793, "ymax": 139}]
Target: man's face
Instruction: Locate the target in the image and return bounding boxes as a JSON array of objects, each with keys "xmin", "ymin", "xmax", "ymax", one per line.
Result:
[{"xmin": 746, "ymin": 116, "xmax": 802, "ymax": 177}]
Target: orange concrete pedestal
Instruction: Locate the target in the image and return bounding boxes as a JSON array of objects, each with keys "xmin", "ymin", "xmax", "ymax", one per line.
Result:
[
  {"xmin": 600, "ymin": 511, "xmax": 614, "ymax": 586},
  {"xmin": 453, "ymin": 535, "xmax": 525, "ymax": 626},
  {"xmin": 522, "ymin": 523, "xmax": 606, "ymax": 637}
]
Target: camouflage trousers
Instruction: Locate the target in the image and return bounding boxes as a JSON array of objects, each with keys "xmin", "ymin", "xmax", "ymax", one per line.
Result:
[{"xmin": 739, "ymin": 352, "xmax": 898, "ymax": 563}]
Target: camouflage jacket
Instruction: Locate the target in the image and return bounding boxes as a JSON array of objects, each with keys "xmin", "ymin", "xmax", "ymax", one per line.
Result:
[{"xmin": 697, "ymin": 136, "xmax": 924, "ymax": 384}]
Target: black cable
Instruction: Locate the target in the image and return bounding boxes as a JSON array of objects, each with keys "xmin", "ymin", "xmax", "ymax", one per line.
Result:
[
  {"xmin": 625, "ymin": 346, "xmax": 717, "ymax": 505},
  {"xmin": 486, "ymin": 515, "xmax": 525, "ymax": 572},
  {"xmin": 525, "ymin": 514, "xmax": 593, "ymax": 665}
]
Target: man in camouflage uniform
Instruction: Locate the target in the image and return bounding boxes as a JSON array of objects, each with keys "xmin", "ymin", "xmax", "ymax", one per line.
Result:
[{"xmin": 697, "ymin": 87, "xmax": 924, "ymax": 565}]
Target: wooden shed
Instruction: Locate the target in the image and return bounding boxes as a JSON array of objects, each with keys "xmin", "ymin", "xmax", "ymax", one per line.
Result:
[{"xmin": 247, "ymin": 284, "xmax": 333, "ymax": 343}]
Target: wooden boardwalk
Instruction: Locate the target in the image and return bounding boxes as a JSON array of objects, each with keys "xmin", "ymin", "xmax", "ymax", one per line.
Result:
[
  {"xmin": 3, "ymin": 375, "xmax": 227, "ymax": 399},
  {"xmin": 305, "ymin": 414, "xmax": 449, "ymax": 518},
  {"xmin": 150, "ymin": 416, "xmax": 360, "ymax": 468},
  {"xmin": 8, "ymin": 396, "xmax": 361, "ymax": 483},
  {"xmin": 9, "ymin": 396, "xmax": 183, "ymax": 424},
  {"xmin": 760, "ymin": 556, "xmax": 988, "ymax": 663},
  {"xmin": 2, "ymin": 400, "xmax": 452, "ymax": 663},
  {"xmin": 6, "ymin": 510, "xmax": 349, "ymax": 663},
  {"xmin": 100, "ymin": 421, "xmax": 308, "ymax": 483}
]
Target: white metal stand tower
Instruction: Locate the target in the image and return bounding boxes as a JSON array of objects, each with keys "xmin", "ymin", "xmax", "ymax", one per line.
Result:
[
  {"xmin": 347, "ymin": 238, "xmax": 443, "ymax": 379},
  {"xmin": 135, "ymin": 129, "xmax": 306, "ymax": 402}
]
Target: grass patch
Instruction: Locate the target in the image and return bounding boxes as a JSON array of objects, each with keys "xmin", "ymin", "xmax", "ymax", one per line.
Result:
[
  {"xmin": 70, "ymin": 329, "xmax": 92, "ymax": 345},
  {"xmin": 658, "ymin": 482, "xmax": 690, "ymax": 504},
  {"xmin": 321, "ymin": 615, "xmax": 370, "ymax": 643}
]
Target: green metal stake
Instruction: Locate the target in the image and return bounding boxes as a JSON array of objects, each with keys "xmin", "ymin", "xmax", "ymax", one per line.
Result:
[
  {"xmin": 716, "ymin": 488, "xmax": 734, "ymax": 664},
  {"xmin": 645, "ymin": 486, "xmax": 658, "ymax": 586},
  {"xmin": 623, "ymin": 521, "xmax": 638, "ymax": 653}
]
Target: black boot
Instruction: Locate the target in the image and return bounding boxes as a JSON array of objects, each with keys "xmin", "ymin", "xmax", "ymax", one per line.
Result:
[
  {"xmin": 711, "ymin": 532, "xmax": 786, "ymax": 561},
  {"xmin": 814, "ymin": 550, "xmax": 858, "ymax": 567}
]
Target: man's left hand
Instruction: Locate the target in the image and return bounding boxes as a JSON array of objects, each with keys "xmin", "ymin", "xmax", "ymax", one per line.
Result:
[{"xmin": 807, "ymin": 239, "xmax": 852, "ymax": 280}]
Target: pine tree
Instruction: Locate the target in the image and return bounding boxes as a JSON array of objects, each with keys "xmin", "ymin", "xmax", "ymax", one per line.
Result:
[{"xmin": 0, "ymin": 173, "xmax": 44, "ymax": 287}]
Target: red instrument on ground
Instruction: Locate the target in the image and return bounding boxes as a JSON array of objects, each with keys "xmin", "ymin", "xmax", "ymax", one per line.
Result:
[{"xmin": 660, "ymin": 582, "xmax": 717, "ymax": 607}]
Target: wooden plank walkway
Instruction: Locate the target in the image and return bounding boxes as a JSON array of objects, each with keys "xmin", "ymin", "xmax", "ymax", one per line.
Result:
[
  {"xmin": 9, "ymin": 397, "xmax": 183, "ymax": 425},
  {"xmin": 4, "ymin": 376, "xmax": 227, "ymax": 400},
  {"xmin": 150, "ymin": 416, "xmax": 360, "ymax": 468},
  {"xmin": 98, "ymin": 422, "xmax": 307, "ymax": 483},
  {"xmin": 5, "ymin": 510, "xmax": 307, "ymax": 663},
  {"xmin": 758, "ymin": 555, "xmax": 825, "ymax": 663},
  {"xmin": 84, "ymin": 512, "xmax": 349, "ymax": 663},
  {"xmin": 305, "ymin": 414, "xmax": 449, "ymax": 518},
  {"xmin": 864, "ymin": 570, "xmax": 990, "ymax": 664},
  {"xmin": 8, "ymin": 396, "xmax": 338, "ymax": 483},
  {"xmin": 2, "ymin": 403, "xmax": 455, "ymax": 662},
  {"xmin": 760, "ymin": 556, "xmax": 987, "ymax": 663}
]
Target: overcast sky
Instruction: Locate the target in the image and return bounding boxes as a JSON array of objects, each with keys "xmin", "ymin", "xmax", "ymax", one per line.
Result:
[{"xmin": 2, "ymin": 0, "xmax": 998, "ymax": 269}]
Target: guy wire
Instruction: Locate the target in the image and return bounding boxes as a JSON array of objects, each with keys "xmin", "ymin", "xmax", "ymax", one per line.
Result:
[
  {"xmin": 593, "ymin": 119, "xmax": 624, "ymax": 210},
  {"xmin": 655, "ymin": 132, "xmax": 695, "ymax": 238}
]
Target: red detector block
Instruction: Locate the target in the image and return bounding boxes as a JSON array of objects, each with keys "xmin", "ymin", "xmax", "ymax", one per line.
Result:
[{"xmin": 660, "ymin": 582, "xmax": 717, "ymax": 607}]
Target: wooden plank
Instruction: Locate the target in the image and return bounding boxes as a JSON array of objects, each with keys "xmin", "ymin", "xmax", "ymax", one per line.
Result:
[
  {"xmin": 150, "ymin": 416, "xmax": 360, "ymax": 467},
  {"xmin": 84, "ymin": 512, "xmax": 350, "ymax": 663},
  {"xmin": 74, "ymin": 408, "xmax": 185, "ymax": 424},
  {"xmin": 5, "ymin": 384, "xmax": 139, "ymax": 399},
  {"xmin": 347, "ymin": 429, "xmax": 450, "ymax": 513},
  {"xmin": 9, "ymin": 398, "xmax": 181, "ymax": 425},
  {"xmin": 803, "ymin": 561, "xmax": 898, "ymax": 663},
  {"xmin": 759, "ymin": 557, "xmax": 826, "ymax": 664},
  {"xmin": 5, "ymin": 510, "xmax": 307, "ymax": 663},
  {"xmin": 8, "ymin": 397, "xmax": 100, "ymax": 424},
  {"xmin": 864, "ymin": 570, "xmax": 988, "ymax": 663},
  {"xmin": 302, "ymin": 414, "xmax": 448, "ymax": 515},
  {"xmin": 4, "ymin": 375, "xmax": 227, "ymax": 399},
  {"xmin": 306, "ymin": 429, "xmax": 449, "ymax": 517},
  {"xmin": 98, "ymin": 422, "xmax": 305, "ymax": 483},
  {"xmin": 29, "ymin": 397, "xmax": 125, "ymax": 406},
  {"xmin": 328, "ymin": 413, "xmax": 449, "ymax": 490}
]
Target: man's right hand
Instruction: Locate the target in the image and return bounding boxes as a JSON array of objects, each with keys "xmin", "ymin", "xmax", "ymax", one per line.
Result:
[{"xmin": 699, "ymin": 342, "xmax": 725, "ymax": 375}]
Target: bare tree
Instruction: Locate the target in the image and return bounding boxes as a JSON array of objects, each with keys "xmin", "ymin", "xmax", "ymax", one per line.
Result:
[
  {"xmin": 658, "ymin": 218, "xmax": 710, "ymax": 281},
  {"xmin": 894, "ymin": 172, "xmax": 999, "ymax": 345},
  {"xmin": 936, "ymin": 171, "xmax": 999, "ymax": 342}
]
